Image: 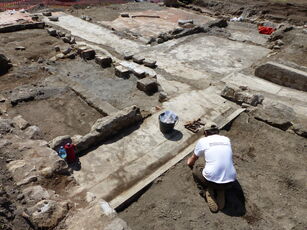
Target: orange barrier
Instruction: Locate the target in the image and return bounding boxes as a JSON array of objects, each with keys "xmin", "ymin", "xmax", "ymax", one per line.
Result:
[{"xmin": 0, "ymin": 0, "xmax": 128, "ymax": 10}]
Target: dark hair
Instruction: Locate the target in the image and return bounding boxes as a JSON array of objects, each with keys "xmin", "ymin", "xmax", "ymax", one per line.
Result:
[{"xmin": 205, "ymin": 129, "xmax": 219, "ymax": 136}]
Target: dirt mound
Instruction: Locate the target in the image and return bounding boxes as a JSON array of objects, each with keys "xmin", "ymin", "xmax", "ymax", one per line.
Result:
[{"xmin": 192, "ymin": 0, "xmax": 307, "ymax": 25}]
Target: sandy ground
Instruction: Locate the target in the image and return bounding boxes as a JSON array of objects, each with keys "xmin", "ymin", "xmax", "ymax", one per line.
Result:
[{"xmin": 119, "ymin": 113, "xmax": 307, "ymax": 230}]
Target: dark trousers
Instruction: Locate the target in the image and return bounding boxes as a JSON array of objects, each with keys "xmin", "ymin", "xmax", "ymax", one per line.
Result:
[{"xmin": 192, "ymin": 165, "xmax": 233, "ymax": 191}]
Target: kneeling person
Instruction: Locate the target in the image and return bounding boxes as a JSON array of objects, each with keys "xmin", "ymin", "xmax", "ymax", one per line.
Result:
[{"xmin": 187, "ymin": 122, "xmax": 237, "ymax": 213}]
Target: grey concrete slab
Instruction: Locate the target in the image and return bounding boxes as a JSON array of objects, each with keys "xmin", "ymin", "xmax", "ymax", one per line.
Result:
[
  {"xmin": 43, "ymin": 13, "xmax": 144, "ymax": 54},
  {"xmin": 73, "ymin": 87, "xmax": 240, "ymax": 202},
  {"xmin": 137, "ymin": 35, "xmax": 270, "ymax": 82}
]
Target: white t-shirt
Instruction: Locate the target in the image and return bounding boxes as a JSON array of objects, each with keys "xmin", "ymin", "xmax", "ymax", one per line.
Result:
[{"xmin": 194, "ymin": 134, "xmax": 237, "ymax": 184}]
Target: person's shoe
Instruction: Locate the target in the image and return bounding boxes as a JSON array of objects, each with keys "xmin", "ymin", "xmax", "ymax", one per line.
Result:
[
  {"xmin": 205, "ymin": 188, "xmax": 218, "ymax": 213},
  {"xmin": 217, "ymin": 190, "xmax": 225, "ymax": 210}
]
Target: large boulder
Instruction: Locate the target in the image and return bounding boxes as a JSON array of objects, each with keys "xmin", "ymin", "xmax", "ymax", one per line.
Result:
[
  {"xmin": 252, "ymin": 101, "xmax": 297, "ymax": 131},
  {"xmin": 0, "ymin": 118, "xmax": 13, "ymax": 135},
  {"xmin": 221, "ymin": 85, "xmax": 264, "ymax": 106},
  {"xmin": 76, "ymin": 106, "xmax": 142, "ymax": 153},
  {"xmin": 22, "ymin": 185, "xmax": 50, "ymax": 205},
  {"xmin": 0, "ymin": 54, "xmax": 12, "ymax": 75},
  {"xmin": 27, "ymin": 200, "xmax": 69, "ymax": 228}
]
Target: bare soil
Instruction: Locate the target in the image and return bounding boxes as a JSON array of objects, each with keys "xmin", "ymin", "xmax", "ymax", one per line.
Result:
[
  {"xmin": 193, "ymin": 0, "xmax": 307, "ymax": 25},
  {"xmin": 119, "ymin": 113, "xmax": 307, "ymax": 230},
  {"xmin": 7, "ymin": 90, "xmax": 103, "ymax": 141}
]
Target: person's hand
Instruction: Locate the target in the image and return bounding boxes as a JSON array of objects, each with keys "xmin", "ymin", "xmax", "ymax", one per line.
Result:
[{"xmin": 187, "ymin": 157, "xmax": 194, "ymax": 170}]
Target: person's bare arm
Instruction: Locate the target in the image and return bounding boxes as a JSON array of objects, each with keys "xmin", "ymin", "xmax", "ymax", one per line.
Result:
[{"xmin": 187, "ymin": 154, "xmax": 199, "ymax": 169}]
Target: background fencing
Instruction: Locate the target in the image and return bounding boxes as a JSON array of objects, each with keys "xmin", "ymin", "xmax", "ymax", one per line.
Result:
[{"xmin": 0, "ymin": 0, "xmax": 129, "ymax": 10}]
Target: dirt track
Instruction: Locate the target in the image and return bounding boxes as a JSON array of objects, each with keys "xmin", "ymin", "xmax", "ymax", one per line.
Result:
[{"xmin": 119, "ymin": 113, "xmax": 307, "ymax": 230}]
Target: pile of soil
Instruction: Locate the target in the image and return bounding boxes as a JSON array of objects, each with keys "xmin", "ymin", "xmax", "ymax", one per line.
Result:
[
  {"xmin": 119, "ymin": 113, "xmax": 307, "ymax": 229},
  {"xmin": 192, "ymin": 0, "xmax": 307, "ymax": 25}
]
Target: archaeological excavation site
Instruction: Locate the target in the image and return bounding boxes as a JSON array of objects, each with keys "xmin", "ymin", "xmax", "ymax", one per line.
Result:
[{"xmin": 0, "ymin": 0, "xmax": 306, "ymax": 229}]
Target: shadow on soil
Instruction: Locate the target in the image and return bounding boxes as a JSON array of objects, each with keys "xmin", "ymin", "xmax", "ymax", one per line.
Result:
[{"xmin": 222, "ymin": 180, "xmax": 246, "ymax": 217}]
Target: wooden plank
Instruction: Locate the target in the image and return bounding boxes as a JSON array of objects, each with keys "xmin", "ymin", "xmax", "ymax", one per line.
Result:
[{"xmin": 217, "ymin": 108, "xmax": 246, "ymax": 129}]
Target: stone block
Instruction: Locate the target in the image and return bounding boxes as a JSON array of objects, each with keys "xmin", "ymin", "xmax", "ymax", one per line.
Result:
[
  {"xmin": 207, "ymin": 19, "xmax": 228, "ymax": 28},
  {"xmin": 0, "ymin": 53, "xmax": 12, "ymax": 75},
  {"xmin": 0, "ymin": 119, "xmax": 12, "ymax": 135},
  {"xmin": 123, "ymin": 52, "xmax": 133, "ymax": 60},
  {"xmin": 121, "ymin": 13, "xmax": 129, "ymax": 17},
  {"xmin": 47, "ymin": 28, "xmax": 57, "ymax": 36},
  {"xmin": 115, "ymin": 66, "xmax": 130, "ymax": 79},
  {"xmin": 25, "ymin": 126, "xmax": 42, "ymax": 140},
  {"xmin": 62, "ymin": 47, "xmax": 71, "ymax": 55},
  {"xmin": 80, "ymin": 49, "xmax": 96, "ymax": 60},
  {"xmin": 137, "ymin": 77, "xmax": 158, "ymax": 95},
  {"xmin": 42, "ymin": 12, "xmax": 52, "ymax": 16},
  {"xmin": 143, "ymin": 59, "xmax": 157, "ymax": 68},
  {"xmin": 48, "ymin": 16, "xmax": 58, "ymax": 22},
  {"xmin": 77, "ymin": 46, "xmax": 88, "ymax": 54},
  {"xmin": 12, "ymin": 115, "xmax": 29, "ymax": 130},
  {"xmin": 178, "ymin": 19, "xmax": 193, "ymax": 26},
  {"xmin": 255, "ymin": 62, "xmax": 307, "ymax": 92},
  {"xmin": 95, "ymin": 55, "xmax": 112, "ymax": 68},
  {"xmin": 132, "ymin": 55, "xmax": 145, "ymax": 64},
  {"xmin": 132, "ymin": 67, "xmax": 146, "ymax": 78},
  {"xmin": 27, "ymin": 200, "xmax": 69, "ymax": 229}
]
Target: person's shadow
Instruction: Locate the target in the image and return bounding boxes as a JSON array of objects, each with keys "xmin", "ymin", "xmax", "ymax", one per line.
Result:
[
  {"xmin": 221, "ymin": 180, "xmax": 246, "ymax": 216},
  {"xmin": 68, "ymin": 158, "xmax": 82, "ymax": 171}
]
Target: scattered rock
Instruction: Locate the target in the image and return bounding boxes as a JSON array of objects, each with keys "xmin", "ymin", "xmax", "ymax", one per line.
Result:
[
  {"xmin": 12, "ymin": 115, "xmax": 29, "ymax": 130},
  {"xmin": 39, "ymin": 167, "xmax": 53, "ymax": 178},
  {"xmin": 54, "ymin": 45, "xmax": 60, "ymax": 52},
  {"xmin": 42, "ymin": 12, "xmax": 52, "ymax": 16},
  {"xmin": 143, "ymin": 59, "xmax": 156, "ymax": 68},
  {"xmin": 51, "ymin": 159, "xmax": 71, "ymax": 175},
  {"xmin": 27, "ymin": 200, "xmax": 69, "ymax": 228},
  {"xmin": 15, "ymin": 46, "xmax": 26, "ymax": 51},
  {"xmin": 70, "ymin": 37, "xmax": 76, "ymax": 44},
  {"xmin": 49, "ymin": 135, "xmax": 72, "ymax": 152},
  {"xmin": 115, "ymin": 65, "xmax": 130, "ymax": 79},
  {"xmin": 24, "ymin": 126, "xmax": 42, "ymax": 140},
  {"xmin": 62, "ymin": 36, "xmax": 70, "ymax": 43},
  {"xmin": 132, "ymin": 55, "xmax": 145, "ymax": 64},
  {"xmin": 0, "ymin": 53, "xmax": 12, "ymax": 75},
  {"xmin": 207, "ymin": 19, "xmax": 228, "ymax": 28},
  {"xmin": 0, "ymin": 119, "xmax": 12, "ymax": 135},
  {"xmin": 123, "ymin": 52, "xmax": 133, "ymax": 60},
  {"xmin": 17, "ymin": 175, "xmax": 37, "ymax": 186},
  {"xmin": 81, "ymin": 15, "xmax": 92, "ymax": 21},
  {"xmin": 55, "ymin": 53, "xmax": 65, "ymax": 60},
  {"xmin": 23, "ymin": 185, "xmax": 50, "ymax": 204},
  {"xmin": 273, "ymin": 45, "xmax": 281, "ymax": 50},
  {"xmin": 275, "ymin": 39, "xmax": 284, "ymax": 46},
  {"xmin": 137, "ymin": 77, "xmax": 159, "ymax": 95},
  {"xmin": 62, "ymin": 47, "xmax": 72, "ymax": 55},
  {"xmin": 48, "ymin": 16, "xmax": 58, "ymax": 22},
  {"xmin": 159, "ymin": 91, "xmax": 168, "ymax": 102},
  {"xmin": 95, "ymin": 55, "xmax": 112, "ymax": 68},
  {"xmin": 121, "ymin": 13, "xmax": 129, "ymax": 18},
  {"xmin": 57, "ymin": 31, "xmax": 65, "ymax": 37},
  {"xmin": 178, "ymin": 19, "xmax": 193, "ymax": 26},
  {"xmin": 80, "ymin": 49, "xmax": 96, "ymax": 60},
  {"xmin": 47, "ymin": 28, "xmax": 57, "ymax": 36},
  {"xmin": 66, "ymin": 52, "xmax": 76, "ymax": 59},
  {"xmin": 292, "ymin": 123, "xmax": 307, "ymax": 138}
]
